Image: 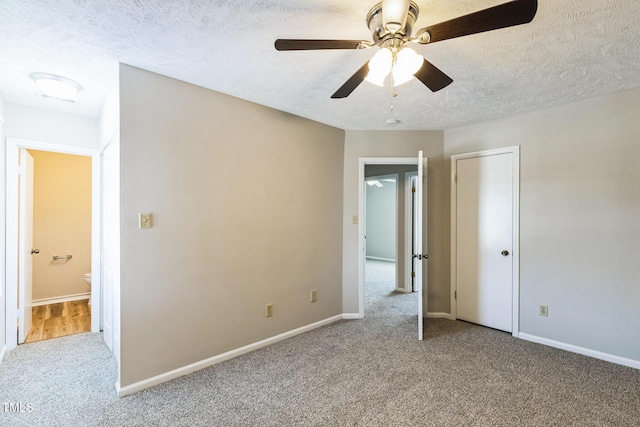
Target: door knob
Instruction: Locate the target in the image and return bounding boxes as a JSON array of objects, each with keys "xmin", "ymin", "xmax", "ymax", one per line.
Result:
[
  {"xmin": 31, "ymin": 249, "xmax": 40, "ymax": 255},
  {"xmin": 501, "ymin": 250, "xmax": 510, "ymax": 256}
]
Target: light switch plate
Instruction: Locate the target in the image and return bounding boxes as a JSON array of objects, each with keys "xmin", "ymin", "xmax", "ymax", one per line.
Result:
[{"xmin": 139, "ymin": 213, "xmax": 152, "ymax": 229}]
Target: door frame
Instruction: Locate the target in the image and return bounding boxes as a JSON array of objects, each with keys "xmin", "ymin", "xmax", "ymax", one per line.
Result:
[
  {"xmin": 450, "ymin": 146, "xmax": 520, "ymax": 337},
  {"xmin": 17, "ymin": 149, "xmax": 34, "ymax": 344},
  {"xmin": 358, "ymin": 157, "xmax": 422, "ymax": 317},
  {"xmin": 5, "ymin": 137, "xmax": 102, "ymax": 350}
]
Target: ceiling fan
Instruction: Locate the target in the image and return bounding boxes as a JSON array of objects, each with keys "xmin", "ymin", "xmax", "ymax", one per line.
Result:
[{"xmin": 275, "ymin": 0, "xmax": 538, "ymax": 98}]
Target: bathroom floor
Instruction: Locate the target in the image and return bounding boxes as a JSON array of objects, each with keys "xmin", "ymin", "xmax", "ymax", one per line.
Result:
[{"xmin": 25, "ymin": 300, "xmax": 91, "ymax": 344}]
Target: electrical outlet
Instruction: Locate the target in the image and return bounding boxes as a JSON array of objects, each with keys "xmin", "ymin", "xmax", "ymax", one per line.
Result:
[
  {"xmin": 265, "ymin": 304, "xmax": 273, "ymax": 318},
  {"xmin": 539, "ymin": 305, "xmax": 548, "ymax": 317},
  {"xmin": 310, "ymin": 290, "xmax": 317, "ymax": 303}
]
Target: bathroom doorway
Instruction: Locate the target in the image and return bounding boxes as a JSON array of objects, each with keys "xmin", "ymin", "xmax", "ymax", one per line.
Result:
[
  {"xmin": 5, "ymin": 138, "xmax": 101, "ymax": 350},
  {"xmin": 22, "ymin": 149, "xmax": 92, "ymax": 343}
]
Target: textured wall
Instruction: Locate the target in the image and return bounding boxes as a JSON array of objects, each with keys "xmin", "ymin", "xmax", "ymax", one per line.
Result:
[
  {"xmin": 445, "ymin": 86, "xmax": 640, "ymax": 362},
  {"xmin": 119, "ymin": 65, "xmax": 345, "ymax": 387}
]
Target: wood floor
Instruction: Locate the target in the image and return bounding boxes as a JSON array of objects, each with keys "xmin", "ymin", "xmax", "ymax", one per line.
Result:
[{"xmin": 25, "ymin": 300, "xmax": 91, "ymax": 344}]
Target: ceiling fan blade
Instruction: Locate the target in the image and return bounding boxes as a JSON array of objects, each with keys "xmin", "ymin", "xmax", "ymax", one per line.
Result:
[
  {"xmin": 414, "ymin": 58, "xmax": 453, "ymax": 92},
  {"xmin": 275, "ymin": 39, "xmax": 367, "ymax": 51},
  {"xmin": 331, "ymin": 61, "xmax": 371, "ymax": 99},
  {"xmin": 416, "ymin": 0, "xmax": 537, "ymax": 44}
]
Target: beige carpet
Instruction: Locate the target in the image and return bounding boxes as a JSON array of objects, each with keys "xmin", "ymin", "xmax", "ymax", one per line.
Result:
[{"xmin": 1, "ymin": 260, "xmax": 638, "ymax": 426}]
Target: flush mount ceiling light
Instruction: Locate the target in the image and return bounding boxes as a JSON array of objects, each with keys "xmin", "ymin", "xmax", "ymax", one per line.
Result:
[
  {"xmin": 275, "ymin": 0, "xmax": 538, "ymax": 98},
  {"xmin": 29, "ymin": 72, "xmax": 83, "ymax": 103}
]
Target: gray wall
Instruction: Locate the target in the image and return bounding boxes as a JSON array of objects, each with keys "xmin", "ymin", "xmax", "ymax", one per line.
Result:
[
  {"xmin": 343, "ymin": 131, "xmax": 448, "ymax": 315},
  {"xmin": 445, "ymin": 87, "xmax": 640, "ymax": 361},
  {"xmin": 365, "ymin": 174, "xmax": 397, "ymax": 261},
  {"xmin": 119, "ymin": 65, "xmax": 345, "ymax": 387}
]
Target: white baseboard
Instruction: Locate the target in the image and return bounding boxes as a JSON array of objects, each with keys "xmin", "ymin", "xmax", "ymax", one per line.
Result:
[
  {"xmin": 519, "ymin": 333, "xmax": 640, "ymax": 370},
  {"xmin": 426, "ymin": 312, "xmax": 453, "ymax": 320},
  {"xmin": 116, "ymin": 314, "xmax": 344, "ymax": 397},
  {"xmin": 0, "ymin": 345, "xmax": 6, "ymax": 366},
  {"xmin": 365, "ymin": 256, "xmax": 396, "ymax": 263},
  {"xmin": 32, "ymin": 292, "xmax": 90, "ymax": 307},
  {"xmin": 342, "ymin": 313, "xmax": 363, "ymax": 320}
]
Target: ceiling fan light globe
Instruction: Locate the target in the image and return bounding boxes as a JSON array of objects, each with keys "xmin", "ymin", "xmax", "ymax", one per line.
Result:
[
  {"xmin": 392, "ymin": 47, "xmax": 423, "ymax": 86},
  {"xmin": 365, "ymin": 48, "xmax": 393, "ymax": 87}
]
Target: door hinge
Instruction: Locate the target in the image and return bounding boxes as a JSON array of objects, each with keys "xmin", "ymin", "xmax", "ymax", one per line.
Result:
[
  {"xmin": 454, "ymin": 291, "xmax": 457, "ymax": 299},
  {"xmin": 454, "ymin": 174, "xmax": 457, "ymax": 183},
  {"xmin": 412, "ymin": 186, "xmax": 416, "ymax": 193},
  {"xmin": 411, "ymin": 272, "xmax": 415, "ymax": 278}
]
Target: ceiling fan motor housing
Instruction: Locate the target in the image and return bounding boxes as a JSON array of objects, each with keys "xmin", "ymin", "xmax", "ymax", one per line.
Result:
[{"xmin": 367, "ymin": 1, "xmax": 419, "ymax": 42}]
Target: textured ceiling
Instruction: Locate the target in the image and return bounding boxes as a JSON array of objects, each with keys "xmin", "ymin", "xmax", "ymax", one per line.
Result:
[{"xmin": 1, "ymin": 0, "xmax": 639, "ymax": 130}]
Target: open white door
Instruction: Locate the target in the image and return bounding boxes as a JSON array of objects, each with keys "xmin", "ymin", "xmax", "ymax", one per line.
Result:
[
  {"xmin": 18, "ymin": 149, "xmax": 34, "ymax": 344},
  {"xmin": 415, "ymin": 151, "xmax": 427, "ymax": 340}
]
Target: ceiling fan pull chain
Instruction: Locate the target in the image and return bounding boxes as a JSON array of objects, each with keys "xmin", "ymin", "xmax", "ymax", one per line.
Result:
[{"xmin": 390, "ymin": 82, "xmax": 397, "ymax": 113}]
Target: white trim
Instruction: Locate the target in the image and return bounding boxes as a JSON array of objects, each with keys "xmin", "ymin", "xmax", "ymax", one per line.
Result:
[
  {"xmin": 358, "ymin": 157, "xmax": 418, "ymax": 319},
  {"xmin": 519, "ymin": 333, "xmax": 640, "ymax": 370},
  {"xmin": 5, "ymin": 140, "xmax": 19, "ymax": 350},
  {"xmin": 342, "ymin": 313, "xmax": 363, "ymax": 320},
  {"xmin": 365, "ymin": 256, "xmax": 396, "ymax": 263},
  {"xmin": 450, "ymin": 146, "xmax": 520, "ymax": 337},
  {"xmin": 5, "ymin": 138, "xmax": 102, "ymax": 350},
  {"xmin": 116, "ymin": 314, "xmax": 344, "ymax": 397},
  {"xmin": 31, "ymin": 293, "xmax": 90, "ymax": 306},
  {"xmin": 7, "ymin": 138, "xmax": 97, "ymax": 156},
  {"xmin": 426, "ymin": 312, "xmax": 454, "ymax": 320},
  {"xmin": 90, "ymin": 152, "xmax": 101, "ymax": 333},
  {"xmin": 0, "ymin": 345, "xmax": 6, "ymax": 366}
]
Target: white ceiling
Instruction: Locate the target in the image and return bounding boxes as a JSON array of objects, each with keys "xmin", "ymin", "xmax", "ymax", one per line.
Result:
[{"xmin": 1, "ymin": 0, "xmax": 639, "ymax": 130}]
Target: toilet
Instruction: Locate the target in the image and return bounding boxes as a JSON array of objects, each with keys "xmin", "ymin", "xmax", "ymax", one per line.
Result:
[{"xmin": 84, "ymin": 273, "xmax": 92, "ymax": 306}]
